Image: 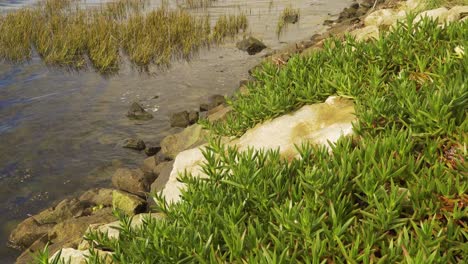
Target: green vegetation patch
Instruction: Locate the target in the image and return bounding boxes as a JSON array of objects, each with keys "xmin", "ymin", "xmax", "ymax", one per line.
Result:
[{"xmin": 75, "ymin": 16, "xmax": 468, "ymax": 263}]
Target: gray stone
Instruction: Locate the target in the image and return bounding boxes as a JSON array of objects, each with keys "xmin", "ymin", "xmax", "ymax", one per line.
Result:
[
  {"xmin": 141, "ymin": 156, "xmax": 159, "ymax": 175},
  {"xmin": 236, "ymin": 37, "xmax": 267, "ymax": 55},
  {"xmin": 160, "ymin": 124, "xmax": 209, "ymax": 159},
  {"xmin": 122, "ymin": 138, "xmax": 146, "ymax": 151},
  {"xmin": 144, "ymin": 146, "xmax": 161, "ymax": 157},
  {"xmin": 126, "ymin": 102, "xmax": 153, "ymax": 121},
  {"xmin": 34, "ymin": 198, "xmax": 92, "ymax": 225},
  {"xmin": 283, "ymin": 13, "xmax": 299, "ymax": 24},
  {"xmin": 170, "ymin": 111, "xmax": 190, "ymax": 128},
  {"xmin": 150, "ymin": 161, "xmax": 175, "ymax": 194},
  {"xmin": 9, "ymin": 217, "xmax": 54, "ymax": 250},
  {"xmin": 78, "ymin": 188, "xmax": 114, "ymax": 207},
  {"xmin": 188, "ymin": 111, "xmax": 199, "ymax": 125},
  {"xmin": 112, "ymin": 168, "xmax": 151, "ymax": 196},
  {"xmin": 112, "ymin": 190, "xmax": 147, "ymax": 216}
]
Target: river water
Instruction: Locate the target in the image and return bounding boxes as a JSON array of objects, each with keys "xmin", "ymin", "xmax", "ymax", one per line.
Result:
[{"xmin": 0, "ymin": 0, "xmax": 351, "ymax": 262}]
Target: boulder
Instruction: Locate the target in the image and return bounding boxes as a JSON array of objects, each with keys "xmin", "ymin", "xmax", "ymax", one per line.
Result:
[
  {"xmin": 144, "ymin": 145, "xmax": 161, "ymax": 157},
  {"xmin": 446, "ymin": 6, "xmax": 468, "ymax": 22},
  {"xmin": 170, "ymin": 111, "xmax": 190, "ymax": 128},
  {"xmin": 406, "ymin": 0, "xmax": 424, "ymax": 10},
  {"xmin": 364, "ymin": 9, "xmax": 399, "ymax": 27},
  {"xmin": 122, "ymin": 138, "xmax": 146, "ymax": 151},
  {"xmin": 126, "ymin": 102, "xmax": 153, "ymax": 121},
  {"xmin": 207, "ymin": 105, "xmax": 232, "ymax": 122},
  {"xmin": 162, "ymin": 96, "xmax": 356, "ymax": 203},
  {"xmin": 80, "ymin": 213, "xmax": 165, "ymax": 248},
  {"xmin": 112, "ymin": 168, "xmax": 153, "ymax": 196},
  {"xmin": 188, "ymin": 111, "xmax": 199, "ymax": 124},
  {"xmin": 49, "ymin": 248, "xmax": 113, "ymax": 264},
  {"xmin": 9, "ymin": 217, "xmax": 54, "ymax": 250},
  {"xmin": 141, "ymin": 156, "xmax": 159, "ymax": 175},
  {"xmin": 150, "ymin": 161, "xmax": 175, "ymax": 194},
  {"xmin": 16, "ymin": 235, "xmax": 50, "ymax": 264},
  {"xmin": 15, "ymin": 208, "xmax": 116, "ymax": 263},
  {"xmin": 351, "ymin": 25, "xmax": 379, "ymax": 42},
  {"xmin": 34, "ymin": 198, "xmax": 91, "ymax": 225},
  {"xmin": 236, "ymin": 37, "xmax": 267, "ymax": 55},
  {"xmin": 160, "ymin": 124, "xmax": 209, "ymax": 159},
  {"xmin": 112, "ymin": 190, "xmax": 147, "ymax": 216},
  {"xmin": 50, "ymin": 248, "xmax": 89, "ymax": 264},
  {"xmin": 200, "ymin": 95, "xmax": 226, "ymax": 112},
  {"xmin": 48, "ymin": 208, "xmax": 116, "ymax": 248},
  {"xmin": 79, "ymin": 188, "xmax": 114, "ymax": 207},
  {"xmin": 414, "ymin": 7, "xmax": 449, "ymax": 24}
]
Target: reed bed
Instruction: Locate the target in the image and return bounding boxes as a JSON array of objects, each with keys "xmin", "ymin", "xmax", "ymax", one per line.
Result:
[
  {"xmin": 0, "ymin": 0, "xmax": 248, "ymax": 73},
  {"xmin": 184, "ymin": 0, "xmax": 216, "ymax": 9}
]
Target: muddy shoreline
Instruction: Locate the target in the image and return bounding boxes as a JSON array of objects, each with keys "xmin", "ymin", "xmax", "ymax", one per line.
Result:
[{"xmin": 6, "ymin": 1, "xmax": 383, "ymax": 262}]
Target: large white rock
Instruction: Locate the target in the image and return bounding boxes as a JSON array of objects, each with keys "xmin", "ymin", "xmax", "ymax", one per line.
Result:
[
  {"xmin": 351, "ymin": 25, "xmax": 380, "ymax": 42},
  {"xmin": 49, "ymin": 248, "xmax": 89, "ymax": 264},
  {"xmin": 446, "ymin": 6, "xmax": 468, "ymax": 22},
  {"xmin": 364, "ymin": 9, "xmax": 399, "ymax": 27},
  {"xmin": 162, "ymin": 96, "xmax": 355, "ymax": 203},
  {"xmin": 50, "ymin": 248, "xmax": 113, "ymax": 264},
  {"xmin": 414, "ymin": 7, "xmax": 449, "ymax": 24},
  {"xmin": 406, "ymin": 0, "xmax": 424, "ymax": 11},
  {"xmin": 79, "ymin": 213, "xmax": 165, "ymax": 250}
]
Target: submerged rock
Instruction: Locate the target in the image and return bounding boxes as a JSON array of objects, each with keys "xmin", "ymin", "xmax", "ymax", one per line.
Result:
[
  {"xmin": 126, "ymin": 102, "xmax": 153, "ymax": 121},
  {"xmin": 236, "ymin": 37, "xmax": 267, "ymax": 55},
  {"xmin": 200, "ymin": 95, "xmax": 226, "ymax": 112},
  {"xmin": 144, "ymin": 145, "xmax": 161, "ymax": 157},
  {"xmin": 162, "ymin": 96, "xmax": 356, "ymax": 203},
  {"xmin": 170, "ymin": 110, "xmax": 196, "ymax": 128},
  {"xmin": 122, "ymin": 138, "xmax": 146, "ymax": 151},
  {"xmin": 283, "ymin": 13, "xmax": 299, "ymax": 24}
]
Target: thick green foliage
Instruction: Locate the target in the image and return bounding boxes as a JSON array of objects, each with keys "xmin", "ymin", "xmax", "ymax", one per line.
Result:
[{"xmin": 81, "ymin": 17, "xmax": 466, "ymax": 263}]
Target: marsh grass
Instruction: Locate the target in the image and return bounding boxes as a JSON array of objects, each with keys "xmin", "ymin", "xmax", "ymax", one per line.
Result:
[
  {"xmin": 76, "ymin": 16, "xmax": 468, "ymax": 263},
  {"xmin": 276, "ymin": 6, "xmax": 299, "ymax": 37},
  {"xmin": 212, "ymin": 13, "xmax": 248, "ymax": 42},
  {"xmin": 0, "ymin": 0, "xmax": 248, "ymax": 73},
  {"xmin": 0, "ymin": 9, "xmax": 35, "ymax": 61},
  {"xmin": 184, "ymin": 0, "xmax": 216, "ymax": 9}
]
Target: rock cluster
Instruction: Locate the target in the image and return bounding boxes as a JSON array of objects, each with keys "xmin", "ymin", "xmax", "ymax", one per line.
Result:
[{"xmin": 352, "ymin": 4, "xmax": 468, "ymax": 42}]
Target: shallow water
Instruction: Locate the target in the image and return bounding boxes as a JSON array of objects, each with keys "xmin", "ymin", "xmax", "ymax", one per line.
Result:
[{"xmin": 0, "ymin": 0, "xmax": 351, "ymax": 262}]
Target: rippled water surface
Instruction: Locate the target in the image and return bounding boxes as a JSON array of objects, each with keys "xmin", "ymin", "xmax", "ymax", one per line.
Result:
[{"xmin": 0, "ymin": 0, "xmax": 351, "ymax": 262}]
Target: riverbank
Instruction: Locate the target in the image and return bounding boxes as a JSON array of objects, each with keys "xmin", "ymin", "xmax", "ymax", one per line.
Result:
[
  {"xmin": 2, "ymin": 0, "xmax": 357, "ymax": 263},
  {"xmin": 8, "ymin": 0, "xmax": 468, "ymax": 262}
]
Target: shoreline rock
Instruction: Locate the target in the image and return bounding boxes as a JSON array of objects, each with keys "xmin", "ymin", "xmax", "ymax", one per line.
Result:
[{"xmin": 126, "ymin": 102, "xmax": 153, "ymax": 121}]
